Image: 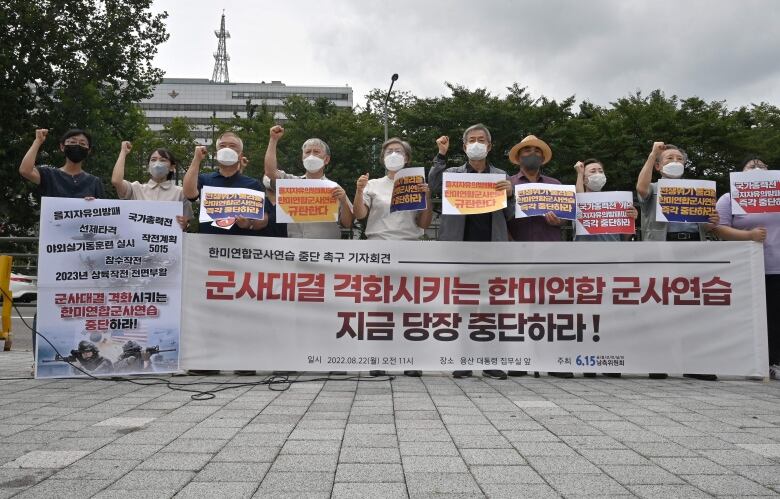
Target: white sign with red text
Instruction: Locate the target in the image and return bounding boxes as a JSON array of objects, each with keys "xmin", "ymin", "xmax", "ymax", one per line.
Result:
[{"xmin": 181, "ymin": 235, "xmax": 767, "ymax": 376}]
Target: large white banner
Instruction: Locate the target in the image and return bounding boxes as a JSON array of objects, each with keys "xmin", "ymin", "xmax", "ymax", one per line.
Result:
[
  {"xmin": 181, "ymin": 235, "xmax": 768, "ymax": 376},
  {"xmin": 36, "ymin": 198, "xmax": 183, "ymax": 378}
]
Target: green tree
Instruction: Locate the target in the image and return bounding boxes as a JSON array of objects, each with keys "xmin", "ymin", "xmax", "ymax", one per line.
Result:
[{"xmin": 0, "ymin": 0, "xmax": 168, "ymax": 234}]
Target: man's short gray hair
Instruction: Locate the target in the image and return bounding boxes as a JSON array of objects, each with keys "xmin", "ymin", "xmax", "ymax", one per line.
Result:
[
  {"xmin": 301, "ymin": 138, "xmax": 331, "ymax": 156},
  {"xmin": 462, "ymin": 123, "xmax": 492, "ymax": 144},
  {"xmin": 217, "ymin": 131, "xmax": 243, "ymax": 151},
  {"xmin": 656, "ymin": 143, "xmax": 689, "ymax": 164},
  {"xmin": 381, "ymin": 137, "xmax": 412, "ymax": 163}
]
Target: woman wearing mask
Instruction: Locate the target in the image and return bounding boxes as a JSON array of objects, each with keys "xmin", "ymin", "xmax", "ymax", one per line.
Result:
[
  {"xmin": 112, "ymin": 141, "xmax": 192, "ymax": 229},
  {"xmin": 353, "ymin": 137, "xmax": 433, "ymax": 377},
  {"xmin": 574, "ymin": 158, "xmax": 638, "ymax": 242},
  {"xmin": 714, "ymin": 157, "xmax": 779, "ymax": 379}
]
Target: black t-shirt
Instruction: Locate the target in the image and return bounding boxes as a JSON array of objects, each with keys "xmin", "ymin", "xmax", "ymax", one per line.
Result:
[{"xmin": 37, "ymin": 166, "xmax": 106, "ymax": 199}]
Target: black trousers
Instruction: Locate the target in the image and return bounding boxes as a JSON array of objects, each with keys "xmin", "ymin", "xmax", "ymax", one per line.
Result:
[{"xmin": 767, "ymin": 275, "xmax": 780, "ymax": 365}]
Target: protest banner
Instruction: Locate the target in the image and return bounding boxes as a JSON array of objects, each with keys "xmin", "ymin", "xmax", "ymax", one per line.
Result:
[
  {"xmin": 729, "ymin": 170, "xmax": 780, "ymax": 215},
  {"xmin": 36, "ymin": 198, "xmax": 183, "ymax": 378},
  {"xmin": 656, "ymin": 179, "xmax": 717, "ymax": 223},
  {"xmin": 181, "ymin": 236, "xmax": 767, "ymax": 377},
  {"xmin": 515, "ymin": 183, "xmax": 577, "ymax": 220},
  {"xmin": 575, "ymin": 191, "xmax": 635, "ymax": 236},
  {"xmin": 199, "ymin": 186, "xmax": 265, "ymax": 230},
  {"xmin": 442, "ymin": 172, "xmax": 506, "ymax": 215},
  {"xmin": 276, "ymin": 178, "xmax": 339, "ymax": 223},
  {"xmin": 390, "ymin": 167, "xmax": 427, "ymax": 213}
]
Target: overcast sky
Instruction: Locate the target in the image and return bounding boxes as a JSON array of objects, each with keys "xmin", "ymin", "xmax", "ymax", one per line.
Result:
[{"xmin": 151, "ymin": 0, "xmax": 780, "ymax": 109}]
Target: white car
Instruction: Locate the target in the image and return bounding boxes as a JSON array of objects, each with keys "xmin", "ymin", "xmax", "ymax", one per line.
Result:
[{"xmin": 8, "ymin": 272, "xmax": 37, "ymax": 303}]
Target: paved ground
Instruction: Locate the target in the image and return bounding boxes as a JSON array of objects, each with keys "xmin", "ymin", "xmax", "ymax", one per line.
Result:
[{"xmin": 0, "ymin": 349, "xmax": 779, "ymax": 498}]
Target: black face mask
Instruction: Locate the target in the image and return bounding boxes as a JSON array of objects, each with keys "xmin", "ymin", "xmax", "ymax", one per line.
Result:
[
  {"xmin": 63, "ymin": 144, "xmax": 89, "ymax": 163},
  {"xmin": 520, "ymin": 154, "xmax": 543, "ymax": 171}
]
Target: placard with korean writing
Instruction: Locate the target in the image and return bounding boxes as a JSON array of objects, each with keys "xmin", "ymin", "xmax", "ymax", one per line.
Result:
[
  {"xmin": 515, "ymin": 183, "xmax": 577, "ymax": 220},
  {"xmin": 36, "ymin": 198, "xmax": 183, "ymax": 379},
  {"xmin": 729, "ymin": 170, "xmax": 780, "ymax": 215},
  {"xmin": 199, "ymin": 186, "xmax": 265, "ymax": 230},
  {"xmin": 442, "ymin": 172, "xmax": 506, "ymax": 215},
  {"xmin": 575, "ymin": 191, "xmax": 635, "ymax": 236},
  {"xmin": 181, "ymin": 236, "xmax": 767, "ymax": 377},
  {"xmin": 390, "ymin": 167, "xmax": 427, "ymax": 213},
  {"xmin": 276, "ymin": 178, "xmax": 339, "ymax": 223},
  {"xmin": 656, "ymin": 179, "xmax": 717, "ymax": 223}
]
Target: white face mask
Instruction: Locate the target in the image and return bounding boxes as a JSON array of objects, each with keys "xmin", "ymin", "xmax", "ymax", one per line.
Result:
[
  {"xmin": 465, "ymin": 142, "xmax": 488, "ymax": 160},
  {"xmin": 586, "ymin": 173, "xmax": 607, "ymax": 191},
  {"xmin": 383, "ymin": 152, "xmax": 405, "ymax": 172},
  {"xmin": 303, "ymin": 154, "xmax": 325, "ymax": 172},
  {"xmin": 661, "ymin": 161, "xmax": 684, "ymax": 179},
  {"xmin": 148, "ymin": 162, "xmax": 169, "ymax": 180},
  {"xmin": 216, "ymin": 148, "xmax": 239, "ymax": 166}
]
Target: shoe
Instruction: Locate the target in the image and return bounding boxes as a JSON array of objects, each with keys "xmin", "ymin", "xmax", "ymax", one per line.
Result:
[
  {"xmin": 770, "ymin": 365, "xmax": 778, "ymax": 380},
  {"xmin": 369, "ymin": 370, "xmax": 386, "ymax": 377},
  {"xmin": 483, "ymin": 369, "xmax": 507, "ymax": 380},
  {"xmin": 684, "ymin": 373, "xmax": 718, "ymax": 381},
  {"xmin": 187, "ymin": 370, "xmax": 220, "ymax": 375},
  {"xmin": 329, "ymin": 371, "xmax": 347, "ymax": 375},
  {"xmin": 233, "ymin": 370, "xmax": 256, "ymax": 376},
  {"xmin": 548, "ymin": 372, "xmax": 574, "ymax": 378},
  {"xmin": 453, "ymin": 370, "xmax": 473, "ymax": 378},
  {"xmin": 272, "ymin": 370, "xmax": 297, "ymax": 375},
  {"xmin": 508, "ymin": 370, "xmax": 528, "ymax": 377},
  {"xmin": 583, "ymin": 372, "xmax": 597, "ymax": 378},
  {"xmin": 648, "ymin": 373, "xmax": 668, "ymax": 379},
  {"xmin": 603, "ymin": 373, "xmax": 622, "ymax": 378},
  {"xmin": 404, "ymin": 370, "xmax": 422, "ymax": 377}
]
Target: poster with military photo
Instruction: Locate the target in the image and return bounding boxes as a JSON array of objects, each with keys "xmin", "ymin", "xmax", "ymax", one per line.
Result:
[{"xmin": 35, "ymin": 198, "xmax": 183, "ymax": 378}]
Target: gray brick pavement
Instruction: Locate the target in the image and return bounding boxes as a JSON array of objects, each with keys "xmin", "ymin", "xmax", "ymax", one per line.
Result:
[{"xmin": 1, "ymin": 350, "xmax": 779, "ymax": 497}]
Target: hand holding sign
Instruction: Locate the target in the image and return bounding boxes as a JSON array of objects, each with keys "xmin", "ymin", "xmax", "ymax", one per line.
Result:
[
  {"xmin": 436, "ymin": 136, "xmax": 449, "ymax": 155},
  {"xmin": 495, "ymin": 179, "xmax": 513, "ymax": 197},
  {"xmin": 750, "ymin": 227, "xmax": 767, "ymax": 242},
  {"xmin": 544, "ymin": 212, "xmax": 563, "ymax": 226},
  {"xmin": 331, "ymin": 186, "xmax": 347, "ymax": 201}
]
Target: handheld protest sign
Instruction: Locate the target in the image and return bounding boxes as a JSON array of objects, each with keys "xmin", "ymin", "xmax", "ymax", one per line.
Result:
[
  {"xmin": 575, "ymin": 191, "xmax": 635, "ymax": 236},
  {"xmin": 199, "ymin": 186, "xmax": 265, "ymax": 230},
  {"xmin": 442, "ymin": 172, "xmax": 506, "ymax": 215},
  {"xmin": 729, "ymin": 170, "xmax": 780, "ymax": 215},
  {"xmin": 276, "ymin": 178, "xmax": 339, "ymax": 223},
  {"xmin": 515, "ymin": 183, "xmax": 577, "ymax": 220},
  {"xmin": 656, "ymin": 179, "xmax": 716, "ymax": 223},
  {"xmin": 390, "ymin": 167, "xmax": 427, "ymax": 213}
]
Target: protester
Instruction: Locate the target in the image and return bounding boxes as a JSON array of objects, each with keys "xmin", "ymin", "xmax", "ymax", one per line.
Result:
[
  {"xmin": 111, "ymin": 141, "xmax": 192, "ymax": 230},
  {"xmin": 264, "ymin": 125, "xmax": 353, "ymax": 238},
  {"xmin": 353, "ymin": 137, "xmax": 433, "ymax": 377},
  {"xmin": 573, "ymin": 158, "xmax": 637, "ymax": 378},
  {"xmin": 183, "ymin": 131, "xmax": 268, "ymax": 376},
  {"xmin": 636, "ymin": 141, "xmax": 719, "ymax": 381},
  {"xmin": 183, "ymin": 132, "xmax": 268, "ymax": 236},
  {"xmin": 429, "ymin": 124, "xmax": 513, "ymax": 380},
  {"xmin": 574, "ymin": 158, "xmax": 638, "ymax": 242},
  {"xmin": 19, "ymin": 128, "xmax": 105, "ymax": 365},
  {"xmin": 507, "ymin": 135, "xmax": 572, "ymax": 379},
  {"xmin": 19, "ymin": 128, "xmax": 105, "ymax": 199},
  {"xmin": 714, "ymin": 157, "xmax": 779, "ymax": 379}
]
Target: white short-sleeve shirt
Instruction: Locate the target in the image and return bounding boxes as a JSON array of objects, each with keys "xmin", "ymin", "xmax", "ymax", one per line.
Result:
[{"xmin": 362, "ymin": 176, "xmax": 423, "ymax": 240}]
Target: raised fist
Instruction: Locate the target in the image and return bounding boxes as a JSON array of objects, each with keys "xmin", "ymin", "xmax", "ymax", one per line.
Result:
[
  {"xmin": 270, "ymin": 125, "xmax": 285, "ymax": 141},
  {"xmin": 194, "ymin": 146, "xmax": 208, "ymax": 161},
  {"xmin": 356, "ymin": 173, "xmax": 370, "ymax": 191},
  {"xmin": 120, "ymin": 141, "xmax": 132, "ymax": 155},
  {"xmin": 35, "ymin": 129, "xmax": 49, "ymax": 144},
  {"xmin": 436, "ymin": 136, "xmax": 449, "ymax": 155}
]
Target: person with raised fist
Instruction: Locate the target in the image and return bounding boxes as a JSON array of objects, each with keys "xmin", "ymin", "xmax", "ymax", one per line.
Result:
[
  {"xmin": 428, "ymin": 124, "xmax": 514, "ymax": 381},
  {"xmin": 19, "ymin": 128, "xmax": 105, "ymax": 199},
  {"xmin": 353, "ymin": 137, "xmax": 433, "ymax": 378},
  {"xmin": 111, "ymin": 141, "xmax": 192, "ymax": 230},
  {"xmin": 264, "ymin": 125, "xmax": 353, "ymax": 239}
]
